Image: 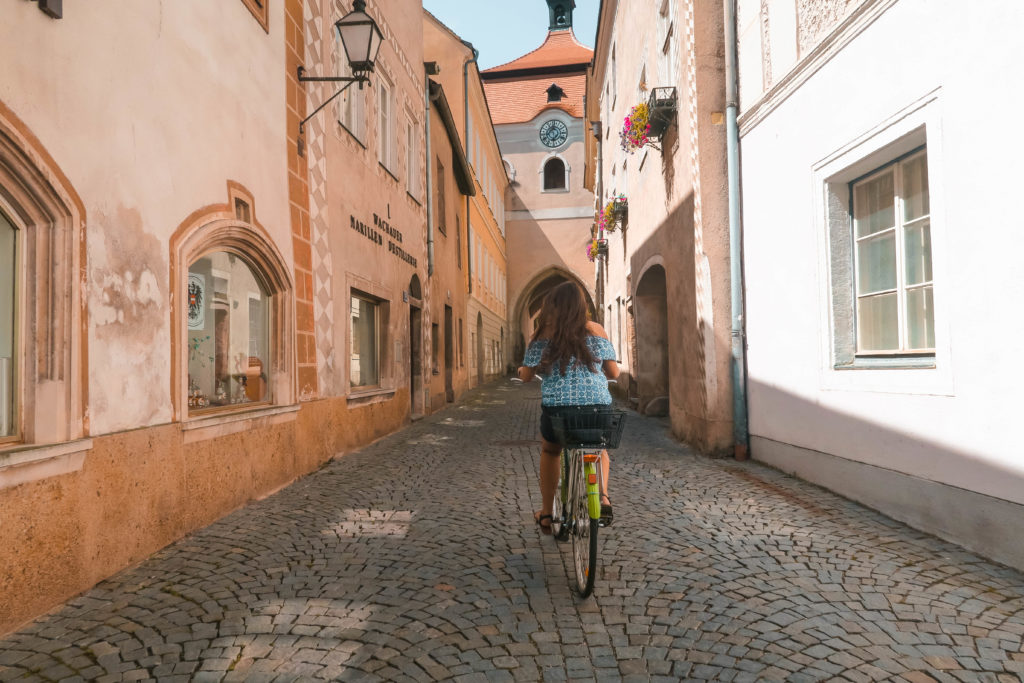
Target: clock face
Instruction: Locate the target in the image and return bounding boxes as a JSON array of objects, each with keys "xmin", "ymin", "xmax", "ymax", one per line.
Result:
[{"xmin": 539, "ymin": 119, "xmax": 568, "ymax": 148}]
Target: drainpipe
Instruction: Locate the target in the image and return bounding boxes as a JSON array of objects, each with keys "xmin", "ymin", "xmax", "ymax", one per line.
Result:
[
  {"xmin": 725, "ymin": 0, "xmax": 749, "ymax": 460},
  {"xmin": 425, "ymin": 68, "xmax": 435, "ymax": 276},
  {"xmin": 591, "ymin": 119, "xmax": 604, "ymax": 323},
  {"xmin": 462, "ymin": 40, "xmax": 478, "ymax": 294}
]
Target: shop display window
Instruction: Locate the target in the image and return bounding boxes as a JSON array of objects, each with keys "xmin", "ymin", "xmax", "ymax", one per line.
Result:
[
  {"xmin": 350, "ymin": 293, "xmax": 380, "ymax": 388},
  {"xmin": 187, "ymin": 251, "xmax": 271, "ymax": 412}
]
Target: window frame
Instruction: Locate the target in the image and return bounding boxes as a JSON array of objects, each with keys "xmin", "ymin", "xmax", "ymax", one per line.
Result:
[
  {"xmin": 336, "ymin": 31, "xmax": 367, "ymax": 142},
  {"xmin": 406, "ymin": 116, "xmax": 420, "ymax": 199},
  {"xmin": 185, "ymin": 249, "xmax": 275, "ymax": 416},
  {"xmin": 377, "ymin": 74, "xmax": 396, "ymax": 172},
  {"xmin": 350, "ymin": 291, "xmax": 383, "ymax": 390},
  {"xmin": 542, "ymin": 156, "xmax": 568, "ymax": 192},
  {"xmin": 435, "ymin": 156, "xmax": 447, "ymax": 235},
  {"xmin": 0, "ymin": 209, "xmax": 20, "ymax": 444},
  {"xmin": 849, "ymin": 146, "xmax": 932, "ymax": 356}
]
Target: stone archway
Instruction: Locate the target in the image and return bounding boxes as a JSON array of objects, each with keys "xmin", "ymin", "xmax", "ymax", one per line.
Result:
[
  {"xmin": 511, "ymin": 268, "xmax": 594, "ymax": 364},
  {"xmin": 634, "ymin": 264, "xmax": 669, "ymax": 416}
]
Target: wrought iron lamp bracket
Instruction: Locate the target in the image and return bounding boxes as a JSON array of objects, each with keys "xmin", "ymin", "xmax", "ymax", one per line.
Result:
[{"xmin": 296, "ymin": 66, "xmax": 369, "ymax": 135}]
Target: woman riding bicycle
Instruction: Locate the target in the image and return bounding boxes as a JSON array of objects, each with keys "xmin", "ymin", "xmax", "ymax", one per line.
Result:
[{"xmin": 517, "ymin": 281, "xmax": 619, "ymax": 535}]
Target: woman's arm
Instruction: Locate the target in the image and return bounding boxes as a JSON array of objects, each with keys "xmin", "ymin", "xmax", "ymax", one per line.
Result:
[
  {"xmin": 586, "ymin": 321, "xmax": 619, "ymax": 379},
  {"xmin": 518, "ymin": 365, "xmax": 537, "ymax": 382}
]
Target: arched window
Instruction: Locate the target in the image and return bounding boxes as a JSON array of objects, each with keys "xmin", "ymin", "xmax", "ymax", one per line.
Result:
[
  {"xmin": 543, "ymin": 157, "xmax": 566, "ymax": 191},
  {"xmin": 172, "ymin": 184, "xmax": 294, "ymax": 419}
]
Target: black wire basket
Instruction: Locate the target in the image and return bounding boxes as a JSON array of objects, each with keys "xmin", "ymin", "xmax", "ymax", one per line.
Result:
[{"xmin": 549, "ymin": 407, "xmax": 627, "ymax": 448}]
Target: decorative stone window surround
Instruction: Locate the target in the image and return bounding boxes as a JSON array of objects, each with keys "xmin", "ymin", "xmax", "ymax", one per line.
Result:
[
  {"xmin": 813, "ymin": 89, "xmax": 952, "ymax": 396},
  {"xmin": 169, "ymin": 182, "xmax": 296, "ymax": 427},
  {"xmin": 0, "ymin": 101, "xmax": 89, "ymax": 487},
  {"xmin": 539, "ymin": 152, "xmax": 570, "ymax": 193},
  {"xmin": 240, "ymin": 0, "xmax": 270, "ymax": 33},
  {"xmin": 346, "ymin": 272, "xmax": 394, "ymax": 398}
]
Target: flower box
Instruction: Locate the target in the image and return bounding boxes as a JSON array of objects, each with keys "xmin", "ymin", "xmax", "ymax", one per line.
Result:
[{"xmin": 646, "ymin": 87, "xmax": 677, "ymax": 141}]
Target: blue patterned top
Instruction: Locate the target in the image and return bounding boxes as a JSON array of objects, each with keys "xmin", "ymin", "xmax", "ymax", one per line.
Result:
[{"xmin": 523, "ymin": 336, "xmax": 617, "ymax": 406}]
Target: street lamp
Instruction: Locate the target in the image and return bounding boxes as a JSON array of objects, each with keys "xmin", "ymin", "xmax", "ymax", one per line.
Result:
[{"xmin": 297, "ymin": 0, "xmax": 384, "ymax": 137}]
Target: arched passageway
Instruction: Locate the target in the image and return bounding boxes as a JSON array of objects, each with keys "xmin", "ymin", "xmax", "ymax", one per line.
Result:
[
  {"xmin": 634, "ymin": 265, "xmax": 669, "ymax": 416},
  {"xmin": 511, "ymin": 269, "xmax": 594, "ymax": 365}
]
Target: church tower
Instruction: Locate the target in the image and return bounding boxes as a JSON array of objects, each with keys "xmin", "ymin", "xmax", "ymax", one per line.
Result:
[{"xmin": 481, "ymin": 1, "xmax": 594, "ymax": 362}]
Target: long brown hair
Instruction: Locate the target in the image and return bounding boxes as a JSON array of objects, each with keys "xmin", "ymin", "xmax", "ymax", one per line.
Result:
[{"xmin": 531, "ymin": 282, "xmax": 597, "ymax": 375}]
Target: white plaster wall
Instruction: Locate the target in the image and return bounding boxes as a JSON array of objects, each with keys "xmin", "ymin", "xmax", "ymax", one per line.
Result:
[
  {"xmin": 740, "ymin": 0, "xmax": 1024, "ymax": 504},
  {"xmin": 0, "ymin": 1, "xmax": 291, "ymax": 434}
]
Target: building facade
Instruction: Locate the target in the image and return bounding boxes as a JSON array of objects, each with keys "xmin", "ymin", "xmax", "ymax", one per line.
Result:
[
  {"xmin": 585, "ymin": 0, "xmax": 733, "ymax": 452},
  {"xmin": 482, "ymin": 1, "xmax": 595, "ymax": 363},
  {"xmin": 0, "ymin": 0, "xmax": 435, "ymax": 633},
  {"xmin": 736, "ymin": 0, "xmax": 1024, "ymax": 570},
  {"xmin": 424, "ymin": 13, "xmax": 511, "ymax": 387}
]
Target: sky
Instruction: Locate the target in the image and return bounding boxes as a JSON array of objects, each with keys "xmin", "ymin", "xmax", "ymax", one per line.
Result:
[{"xmin": 421, "ymin": 0, "xmax": 600, "ymax": 71}]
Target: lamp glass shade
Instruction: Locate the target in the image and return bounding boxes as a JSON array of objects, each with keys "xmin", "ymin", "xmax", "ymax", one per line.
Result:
[{"xmin": 335, "ymin": 7, "xmax": 383, "ymax": 73}]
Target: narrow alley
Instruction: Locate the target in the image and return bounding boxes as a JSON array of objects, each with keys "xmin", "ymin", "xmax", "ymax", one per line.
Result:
[{"xmin": 2, "ymin": 381, "xmax": 1022, "ymax": 682}]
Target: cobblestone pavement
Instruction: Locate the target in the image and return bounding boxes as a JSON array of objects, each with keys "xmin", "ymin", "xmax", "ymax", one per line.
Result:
[{"xmin": 3, "ymin": 382, "xmax": 1024, "ymax": 682}]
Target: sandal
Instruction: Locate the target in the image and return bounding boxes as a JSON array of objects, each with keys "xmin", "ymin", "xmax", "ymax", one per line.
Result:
[
  {"xmin": 600, "ymin": 497, "xmax": 613, "ymax": 527},
  {"xmin": 534, "ymin": 511, "xmax": 553, "ymax": 535}
]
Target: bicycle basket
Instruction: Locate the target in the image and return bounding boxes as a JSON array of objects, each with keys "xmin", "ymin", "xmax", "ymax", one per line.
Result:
[{"xmin": 549, "ymin": 407, "xmax": 627, "ymax": 449}]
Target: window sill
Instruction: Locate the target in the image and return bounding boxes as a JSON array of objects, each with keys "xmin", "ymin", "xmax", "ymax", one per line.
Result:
[
  {"xmin": 339, "ymin": 123, "xmax": 366, "ymax": 149},
  {"xmin": 182, "ymin": 404, "xmax": 300, "ymax": 443},
  {"xmin": 0, "ymin": 438, "xmax": 93, "ymax": 490},
  {"xmin": 379, "ymin": 163, "xmax": 399, "ymax": 182},
  {"xmin": 348, "ymin": 386, "xmax": 396, "ymax": 406},
  {"xmin": 541, "ymin": 188, "xmax": 570, "ymax": 194},
  {"xmin": 836, "ymin": 356, "xmax": 936, "ymax": 370}
]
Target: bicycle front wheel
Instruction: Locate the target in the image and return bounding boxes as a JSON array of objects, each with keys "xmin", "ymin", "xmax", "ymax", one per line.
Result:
[{"xmin": 570, "ymin": 453, "xmax": 599, "ymax": 597}]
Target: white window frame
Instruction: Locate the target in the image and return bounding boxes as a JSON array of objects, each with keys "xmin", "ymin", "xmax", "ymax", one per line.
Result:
[
  {"xmin": 406, "ymin": 116, "xmax": 419, "ymax": 198},
  {"xmin": 540, "ymin": 153, "xmax": 570, "ymax": 192},
  {"xmin": 350, "ymin": 291, "xmax": 381, "ymax": 390},
  {"xmin": 377, "ymin": 74, "xmax": 395, "ymax": 172},
  {"xmin": 0, "ymin": 210, "xmax": 19, "ymax": 442},
  {"xmin": 851, "ymin": 148, "xmax": 932, "ymax": 356},
  {"xmin": 336, "ymin": 32, "xmax": 366, "ymax": 141}
]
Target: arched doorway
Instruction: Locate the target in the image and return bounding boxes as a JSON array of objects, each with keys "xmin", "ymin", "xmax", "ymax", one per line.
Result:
[
  {"xmin": 634, "ymin": 265, "xmax": 669, "ymax": 416},
  {"xmin": 511, "ymin": 269, "xmax": 595, "ymax": 364},
  {"xmin": 408, "ymin": 275, "xmax": 423, "ymax": 417}
]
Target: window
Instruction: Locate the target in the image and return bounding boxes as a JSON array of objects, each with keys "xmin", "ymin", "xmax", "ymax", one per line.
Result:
[
  {"xmin": 337, "ymin": 34, "xmax": 366, "ymax": 140},
  {"xmin": 458, "ymin": 318, "xmax": 464, "ymax": 367},
  {"xmin": 406, "ymin": 118, "xmax": 419, "ymax": 198},
  {"xmin": 435, "ymin": 157, "xmax": 446, "ymax": 234},
  {"xmin": 351, "ymin": 293, "xmax": 380, "ymax": 388},
  {"xmin": 377, "ymin": 75, "xmax": 395, "ymax": 171},
  {"xmin": 456, "ymin": 216, "xmax": 462, "ymax": 269},
  {"xmin": 547, "ymin": 83, "xmax": 565, "ymax": 102},
  {"xmin": 0, "ymin": 212, "xmax": 16, "ymax": 439},
  {"xmin": 852, "ymin": 149, "xmax": 933, "ymax": 353},
  {"xmin": 187, "ymin": 252, "xmax": 271, "ymax": 412},
  {"xmin": 543, "ymin": 157, "xmax": 566, "ymax": 190}
]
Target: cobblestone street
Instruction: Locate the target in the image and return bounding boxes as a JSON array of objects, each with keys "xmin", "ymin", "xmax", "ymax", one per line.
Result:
[{"xmin": 2, "ymin": 382, "xmax": 1024, "ymax": 682}]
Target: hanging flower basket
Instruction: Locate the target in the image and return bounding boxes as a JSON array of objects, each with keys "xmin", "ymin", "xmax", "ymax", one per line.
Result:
[
  {"xmin": 619, "ymin": 102, "xmax": 651, "ymax": 154},
  {"xmin": 586, "ymin": 238, "xmax": 609, "ymax": 262},
  {"xmin": 646, "ymin": 86, "xmax": 678, "ymax": 141},
  {"xmin": 598, "ymin": 195, "xmax": 628, "ymax": 234}
]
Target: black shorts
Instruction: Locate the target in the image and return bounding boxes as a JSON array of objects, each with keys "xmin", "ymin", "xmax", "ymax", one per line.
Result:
[{"xmin": 540, "ymin": 405, "xmax": 613, "ymax": 445}]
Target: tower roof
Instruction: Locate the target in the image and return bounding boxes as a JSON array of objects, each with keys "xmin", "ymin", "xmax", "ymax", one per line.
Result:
[{"xmin": 482, "ymin": 29, "xmax": 592, "ymax": 76}]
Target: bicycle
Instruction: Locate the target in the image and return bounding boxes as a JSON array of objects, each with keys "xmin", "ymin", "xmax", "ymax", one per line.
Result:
[
  {"xmin": 511, "ymin": 376, "xmax": 626, "ymax": 597},
  {"xmin": 547, "ymin": 405, "xmax": 625, "ymax": 597}
]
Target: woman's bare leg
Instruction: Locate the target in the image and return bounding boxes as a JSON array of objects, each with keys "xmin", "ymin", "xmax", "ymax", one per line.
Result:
[
  {"xmin": 601, "ymin": 449, "xmax": 611, "ymax": 503},
  {"xmin": 539, "ymin": 437, "xmax": 562, "ymax": 518}
]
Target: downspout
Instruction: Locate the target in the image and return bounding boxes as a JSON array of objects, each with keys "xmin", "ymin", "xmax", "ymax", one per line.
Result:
[
  {"xmin": 425, "ymin": 69, "xmax": 435, "ymax": 276},
  {"xmin": 591, "ymin": 119, "xmax": 604, "ymax": 324},
  {"xmin": 724, "ymin": 0, "xmax": 749, "ymax": 460},
  {"xmin": 462, "ymin": 40, "xmax": 478, "ymax": 294}
]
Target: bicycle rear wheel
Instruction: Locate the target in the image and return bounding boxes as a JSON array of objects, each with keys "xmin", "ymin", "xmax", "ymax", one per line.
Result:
[
  {"xmin": 570, "ymin": 453, "xmax": 599, "ymax": 597},
  {"xmin": 551, "ymin": 450, "xmax": 570, "ymax": 542}
]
